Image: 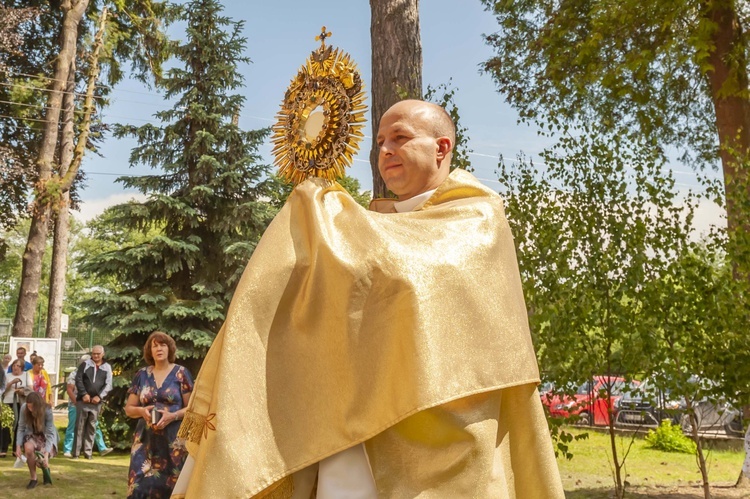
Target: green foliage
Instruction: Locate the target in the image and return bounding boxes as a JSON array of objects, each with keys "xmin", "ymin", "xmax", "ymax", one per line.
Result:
[
  {"xmin": 498, "ymin": 123, "xmax": 706, "ymax": 496},
  {"xmin": 0, "ymin": 0, "xmax": 170, "ymax": 238},
  {"xmin": 498, "ymin": 122, "xmax": 750, "ymax": 496},
  {"xmin": 500, "ymin": 125, "xmax": 693, "ymax": 388},
  {"xmin": 0, "ymin": 215, "xmax": 114, "ymax": 337},
  {"xmin": 424, "ymin": 79, "xmax": 473, "ymax": 172},
  {"xmin": 0, "ymin": 223, "xmax": 27, "ymax": 318},
  {"xmin": 546, "ymin": 411, "xmax": 589, "ymax": 460},
  {"xmin": 0, "ymin": 403, "xmax": 13, "ymax": 429},
  {"xmin": 266, "ymin": 174, "xmax": 371, "ymax": 210},
  {"xmin": 479, "ymin": 0, "xmax": 749, "ymax": 170},
  {"xmin": 337, "ymin": 175, "xmax": 372, "ymax": 208},
  {"xmin": 645, "ymin": 420, "xmax": 696, "ymax": 454},
  {"xmin": 0, "ymin": 218, "xmax": 54, "ymax": 323},
  {"xmin": 78, "ymin": 0, "xmax": 276, "ymax": 447}
]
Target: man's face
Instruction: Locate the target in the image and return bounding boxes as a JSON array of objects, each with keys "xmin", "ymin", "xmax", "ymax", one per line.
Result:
[
  {"xmin": 16, "ymin": 349, "xmax": 25, "ymax": 360},
  {"xmin": 377, "ymin": 101, "xmax": 450, "ymax": 200},
  {"xmin": 91, "ymin": 348, "xmax": 104, "ymax": 364}
]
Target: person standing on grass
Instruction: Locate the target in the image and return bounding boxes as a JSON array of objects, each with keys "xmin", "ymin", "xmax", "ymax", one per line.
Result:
[
  {"xmin": 2, "ymin": 359, "xmax": 27, "ymax": 458},
  {"xmin": 62, "ymin": 354, "xmax": 112, "ymax": 458},
  {"xmin": 16, "ymin": 392, "xmax": 58, "ymax": 489},
  {"xmin": 125, "ymin": 331, "xmax": 193, "ymax": 499},
  {"xmin": 73, "ymin": 345, "xmax": 112, "ymax": 459}
]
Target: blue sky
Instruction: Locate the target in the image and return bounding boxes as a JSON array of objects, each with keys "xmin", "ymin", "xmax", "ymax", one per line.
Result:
[
  {"xmin": 78, "ymin": 0, "xmax": 546, "ymax": 217},
  {"xmin": 77, "ymin": 0, "xmax": 722, "ymax": 230}
]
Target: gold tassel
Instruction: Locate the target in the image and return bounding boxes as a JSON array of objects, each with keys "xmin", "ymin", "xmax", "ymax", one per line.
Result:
[{"xmin": 176, "ymin": 410, "xmax": 213, "ymax": 444}]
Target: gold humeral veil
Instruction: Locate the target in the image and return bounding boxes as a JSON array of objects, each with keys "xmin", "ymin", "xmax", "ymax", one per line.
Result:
[{"xmin": 174, "ymin": 169, "xmax": 563, "ymax": 498}]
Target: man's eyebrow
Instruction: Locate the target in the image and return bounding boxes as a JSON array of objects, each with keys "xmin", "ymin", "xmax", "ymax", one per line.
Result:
[
  {"xmin": 378, "ymin": 124, "xmax": 411, "ymax": 138},
  {"xmin": 390, "ymin": 123, "xmax": 412, "ymax": 133}
]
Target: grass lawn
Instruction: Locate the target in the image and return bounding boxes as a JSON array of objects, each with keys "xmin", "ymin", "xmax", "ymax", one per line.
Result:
[
  {"xmin": 0, "ymin": 451, "xmax": 130, "ymax": 498},
  {"xmin": 0, "ymin": 414, "xmax": 130, "ymax": 498},
  {"xmin": 559, "ymin": 428, "xmax": 748, "ymax": 498},
  {"xmin": 1, "ymin": 421, "xmax": 746, "ymax": 497}
]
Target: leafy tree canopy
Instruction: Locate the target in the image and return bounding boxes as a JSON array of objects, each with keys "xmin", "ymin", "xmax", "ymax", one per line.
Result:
[{"xmin": 480, "ymin": 0, "xmax": 749, "ymax": 168}]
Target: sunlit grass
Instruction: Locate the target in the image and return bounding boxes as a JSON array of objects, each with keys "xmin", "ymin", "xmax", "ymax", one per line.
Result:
[
  {"xmin": 0, "ymin": 414, "xmax": 130, "ymax": 498},
  {"xmin": 2, "ymin": 421, "xmax": 744, "ymax": 497},
  {"xmin": 0, "ymin": 451, "xmax": 130, "ymax": 498},
  {"xmin": 559, "ymin": 428, "xmax": 745, "ymax": 497}
]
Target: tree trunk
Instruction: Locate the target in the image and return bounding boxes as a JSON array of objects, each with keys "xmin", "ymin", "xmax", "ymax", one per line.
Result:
[
  {"xmin": 686, "ymin": 400, "xmax": 713, "ymax": 499},
  {"xmin": 737, "ymin": 471, "xmax": 750, "ymax": 488},
  {"xmin": 12, "ymin": 0, "xmax": 88, "ymax": 338},
  {"xmin": 46, "ymin": 64, "xmax": 76, "ymax": 340},
  {"xmin": 59, "ymin": 7, "xmax": 107, "ymax": 192},
  {"xmin": 703, "ymin": 0, "xmax": 750, "ymax": 265},
  {"xmin": 703, "ymin": 4, "xmax": 750, "ymax": 486},
  {"xmin": 369, "ymin": 0, "xmax": 422, "ymax": 198},
  {"xmin": 608, "ymin": 411, "xmax": 624, "ymax": 499}
]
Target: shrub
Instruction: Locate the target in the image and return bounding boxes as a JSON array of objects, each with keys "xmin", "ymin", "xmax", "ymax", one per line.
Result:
[
  {"xmin": 0, "ymin": 403, "xmax": 13, "ymax": 428},
  {"xmin": 645, "ymin": 419, "xmax": 696, "ymax": 454}
]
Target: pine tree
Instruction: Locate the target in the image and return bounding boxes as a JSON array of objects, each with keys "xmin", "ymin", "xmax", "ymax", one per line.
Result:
[{"xmin": 79, "ymin": 0, "xmax": 275, "ymax": 445}]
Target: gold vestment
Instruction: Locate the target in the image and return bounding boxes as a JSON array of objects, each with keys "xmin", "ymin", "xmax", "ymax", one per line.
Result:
[{"xmin": 175, "ymin": 169, "xmax": 563, "ymax": 498}]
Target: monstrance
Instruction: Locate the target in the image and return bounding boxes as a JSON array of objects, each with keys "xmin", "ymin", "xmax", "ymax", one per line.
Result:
[{"xmin": 271, "ymin": 27, "xmax": 367, "ymax": 184}]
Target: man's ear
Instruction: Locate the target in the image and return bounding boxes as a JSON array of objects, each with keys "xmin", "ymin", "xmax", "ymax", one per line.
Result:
[{"xmin": 436, "ymin": 137, "xmax": 453, "ymax": 161}]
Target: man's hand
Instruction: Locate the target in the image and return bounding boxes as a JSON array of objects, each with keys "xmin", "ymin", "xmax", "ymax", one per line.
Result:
[
  {"xmin": 92, "ymin": 395, "xmax": 101, "ymax": 404},
  {"xmin": 82, "ymin": 394, "xmax": 91, "ymax": 403},
  {"xmin": 15, "ymin": 446, "xmax": 22, "ymax": 459}
]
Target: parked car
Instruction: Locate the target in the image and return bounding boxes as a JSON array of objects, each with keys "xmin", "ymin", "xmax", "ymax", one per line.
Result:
[
  {"xmin": 539, "ymin": 381, "xmax": 555, "ymax": 405},
  {"xmin": 547, "ymin": 376, "xmax": 640, "ymax": 426},
  {"xmin": 614, "ymin": 375, "xmax": 745, "ymax": 437},
  {"xmin": 680, "ymin": 400, "xmax": 743, "ymax": 437},
  {"xmin": 614, "ymin": 379, "xmax": 682, "ymax": 428}
]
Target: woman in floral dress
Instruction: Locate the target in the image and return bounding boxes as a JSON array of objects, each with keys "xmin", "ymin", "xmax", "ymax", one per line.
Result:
[{"xmin": 125, "ymin": 332, "xmax": 193, "ymax": 499}]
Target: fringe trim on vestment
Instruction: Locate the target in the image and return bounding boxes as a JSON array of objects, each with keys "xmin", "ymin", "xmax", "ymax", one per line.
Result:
[{"xmin": 176, "ymin": 410, "xmax": 213, "ymax": 444}]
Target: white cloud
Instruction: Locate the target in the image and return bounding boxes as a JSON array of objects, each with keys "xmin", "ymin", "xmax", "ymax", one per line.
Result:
[{"xmin": 73, "ymin": 193, "xmax": 147, "ymax": 223}]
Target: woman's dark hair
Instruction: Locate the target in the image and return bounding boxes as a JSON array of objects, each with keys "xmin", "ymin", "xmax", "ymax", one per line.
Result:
[
  {"xmin": 143, "ymin": 331, "xmax": 177, "ymax": 365},
  {"xmin": 32, "ymin": 356, "xmax": 44, "ymax": 366},
  {"xmin": 11, "ymin": 359, "xmax": 24, "ymax": 370},
  {"xmin": 24, "ymin": 392, "xmax": 47, "ymax": 434}
]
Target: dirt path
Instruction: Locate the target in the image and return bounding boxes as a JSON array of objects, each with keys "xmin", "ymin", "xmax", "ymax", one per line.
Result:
[{"xmin": 626, "ymin": 483, "xmax": 749, "ymax": 498}]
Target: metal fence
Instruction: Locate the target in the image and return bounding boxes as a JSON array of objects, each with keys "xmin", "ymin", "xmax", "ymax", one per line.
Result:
[{"xmin": 0, "ymin": 318, "xmax": 115, "ymax": 376}]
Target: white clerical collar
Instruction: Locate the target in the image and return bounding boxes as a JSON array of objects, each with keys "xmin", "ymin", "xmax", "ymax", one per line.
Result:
[{"xmin": 393, "ymin": 189, "xmax": 437, "ymax": 213}]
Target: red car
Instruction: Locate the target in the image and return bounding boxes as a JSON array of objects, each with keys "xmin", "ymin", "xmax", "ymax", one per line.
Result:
[{"xmin": 544, "ymin": 376, "xmax": 640, "ymax": 426}]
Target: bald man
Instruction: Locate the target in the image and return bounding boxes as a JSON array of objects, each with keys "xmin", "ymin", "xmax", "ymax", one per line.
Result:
[{"xmin": 174, "ymin": 100, "xmax": 563, "ymax": 498}]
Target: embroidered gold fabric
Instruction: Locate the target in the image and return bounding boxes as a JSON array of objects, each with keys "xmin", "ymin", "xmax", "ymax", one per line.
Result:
[{"xmin": 175, "ymin": 169, "xmax": 562, "ymax": 498}]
